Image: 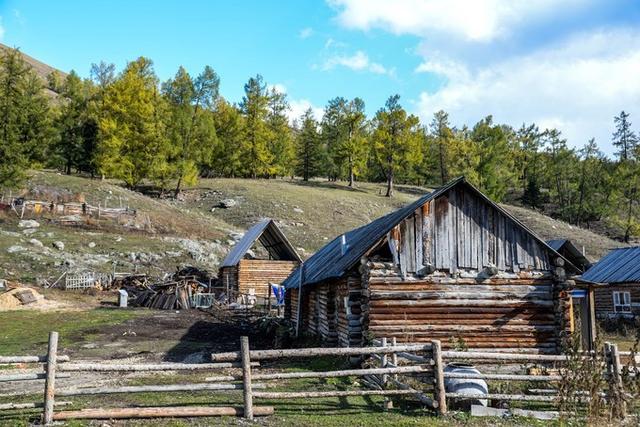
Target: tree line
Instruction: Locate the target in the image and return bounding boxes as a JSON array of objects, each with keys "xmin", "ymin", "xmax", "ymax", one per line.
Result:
[{"xmin": 0, "ymin": 48, "xmax": 638, "ymax": 241}]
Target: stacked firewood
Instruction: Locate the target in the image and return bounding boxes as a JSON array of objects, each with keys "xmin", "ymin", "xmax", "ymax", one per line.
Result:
[{"xmin": 112, "ymin": 267, "xmax": 213, "ymax": 310}]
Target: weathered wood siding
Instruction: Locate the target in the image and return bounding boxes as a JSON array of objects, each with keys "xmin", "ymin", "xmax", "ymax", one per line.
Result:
[
  {"xmin": 389, "ymin": 186, "xmax": 551, "ymax": 275},
  {"xmin": 219, "ymin": 266, "xmax": 238, "ymax": 293},
  {"xmin": 365, "ymin": 273, "xmax": 566, "ymax": 351},
  {"xmin": 235, "ymin": 260, "xmax": 299, "ymax": 298},
  {"xmin": 594, "ymin": 284, "xmax": 640, "ymax": 318}
]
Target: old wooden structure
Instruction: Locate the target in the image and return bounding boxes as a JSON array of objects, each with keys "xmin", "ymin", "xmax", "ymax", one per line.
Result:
[
  {"xmin": 283, "ymin": 177, "xmax": 580, "ymax": 352},
  {"xmin": 546, "ymin": 239, "xmax": 591, "ymax": 273},
  {"xmin": 219, "ymin": 219, "xmax": 301, "ymax": 300},
  {"xmin": 581, "ymin": 246, "xmax": 640, "ymax": 319}
]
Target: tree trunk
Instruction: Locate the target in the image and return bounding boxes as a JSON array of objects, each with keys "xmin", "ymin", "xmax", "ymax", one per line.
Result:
[
  {"xmin": 174, "ymin": 175, "xmax": 183, "ymax": 199},
  {"xmin": 386, "ymin": 168, "xmax": 394, "ymax": 197},
  {"xmin": 348, "ymin": 156, "xmax": 355, "ymax": 187}
]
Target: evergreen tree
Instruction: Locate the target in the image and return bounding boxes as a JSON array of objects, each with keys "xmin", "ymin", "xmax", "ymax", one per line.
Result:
[
  {"xmin": 430, "ymin": 110, "xmax": 453, "ymax": 185},
  {"xmin": 162, "ymin": 65, "xmax": 219, "ymax": 196},
  {"xmin": 266, "ymin": 88, "xmax": 294, "ymax": 177},
  {"xmin": 371, "ymin": 95, "xmax": 422, "ymax": 197},
  {"xmin": 210, "ymin": 99, "xmax": 245, "ymax": 177},
  {"xmin": 96, "ymin": 57, "xmax": 169, "ymax": 188},
  {"xmin": 240, "ymin": 75, "xmax": 272, "ymax": 178},
  {"xmin": 612, "ymin": 111, "xmax": 638, "ymax": 161},
  {"xmin": 321, "ymin": 97, "xmax": 347, "ymax": 181},
  {"xmin": 575, "ymin": 139, "xmax": 607, "ymax": 226},
  {"xmin": 295, "ymin": 108, "xmax": 322, "ymax": 181}
]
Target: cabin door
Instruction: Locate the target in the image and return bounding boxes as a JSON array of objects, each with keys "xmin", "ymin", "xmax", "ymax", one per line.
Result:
[{"xmin": 571, "ymin": 289, "xmax": 596, "ymax": 351}]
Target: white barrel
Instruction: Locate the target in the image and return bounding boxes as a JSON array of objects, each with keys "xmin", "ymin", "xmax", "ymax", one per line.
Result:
[{"xmin": 444, "ymin": 363, "xmax": 488, "ymax": 409}]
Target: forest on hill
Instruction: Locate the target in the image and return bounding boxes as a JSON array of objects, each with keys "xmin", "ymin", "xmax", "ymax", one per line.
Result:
[{"xmin": 0, "ymin": 46, "xmax": 638, "ymax": 243}]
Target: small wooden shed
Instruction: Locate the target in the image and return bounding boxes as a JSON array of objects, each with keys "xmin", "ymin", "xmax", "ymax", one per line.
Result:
[
  {"xmin": 581, "ymin": 246, "xmax": 640, "ymax": 319},
  {"xmin": 219, "ymin": 219, "xmax": 301, "ymax": 300},
  {"xmin": 283, "ymin": 177, "xmax": 580, "ymax": 353},
  {"xmin": 546, "ymin": 239, "xmax": 591, "ymax": 273}
]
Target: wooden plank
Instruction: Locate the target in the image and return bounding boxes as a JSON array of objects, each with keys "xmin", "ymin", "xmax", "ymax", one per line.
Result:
[{"xmin": 53, "ymin": 406, "xmax": 274, "ymax": 420}]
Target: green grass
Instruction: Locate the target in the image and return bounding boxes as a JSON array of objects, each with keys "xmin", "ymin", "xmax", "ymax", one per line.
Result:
[{"xmin": 0, "ymin": 308, "xmax": 149, "ymax": 355}]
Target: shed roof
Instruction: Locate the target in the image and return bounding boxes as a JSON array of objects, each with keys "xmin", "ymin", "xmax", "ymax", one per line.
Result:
[
  {"xmin": 581, "ymin": 246, "xmax": 640, "ymax": 284},
  {"xmin": 283, "ymin": 177, "xmax": 574, "ymax": 290},
  {"xmin": 546, "ymin": 239, "xmax": 591, "ymax": 273},
  {"xmin": 220, "ymin": 219, "xmax": 301, "ymax": 267}
]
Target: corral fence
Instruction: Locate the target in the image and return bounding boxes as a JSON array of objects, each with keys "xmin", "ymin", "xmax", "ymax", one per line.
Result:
[
  {"xmin": 1, "ymin": 332, "xmax": 637, "ymax": 424},
  {"xmin": 0, "ymin": 197, "xmax": 137, "ymax": 221}
]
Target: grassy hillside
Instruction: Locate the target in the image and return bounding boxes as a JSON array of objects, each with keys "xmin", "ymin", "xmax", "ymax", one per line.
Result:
[
  {"xmin": 0, "ymin": 171, "xmax": 624, "ymax": 284},
  {"xmin": 0, "ymin": 42, "xmax": 67, "ymax": 97}
]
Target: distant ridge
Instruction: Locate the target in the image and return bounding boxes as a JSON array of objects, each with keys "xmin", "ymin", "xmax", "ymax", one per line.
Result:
[{"xmin": 0, "ymin": 42, "xmax": 67, "ymax": 97}]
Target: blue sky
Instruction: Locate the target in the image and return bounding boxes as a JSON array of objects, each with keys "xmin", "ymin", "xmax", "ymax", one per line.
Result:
[{"xmin": 1, "ymin": 0, "xmax": 640, "ymax": 154}]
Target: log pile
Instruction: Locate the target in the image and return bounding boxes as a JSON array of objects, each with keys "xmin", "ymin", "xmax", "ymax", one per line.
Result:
[{"xmin": 112, "ymin": 267, "xmax": 214, "ymax": 310}]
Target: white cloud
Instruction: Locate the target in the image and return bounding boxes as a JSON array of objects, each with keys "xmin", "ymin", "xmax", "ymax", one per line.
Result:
[
  {"xmin": 0, "ymin": 17, "xmax": 5, "ymax": 41},
  {"xmin": 299, "ymin": 27, "xmax": 313, "ymax": 39},
  {"xmin": 329, "ymin": 0, "xmax": 591, "ymax": 42},
  {"xmin": 415, "ymin": 28, "xmax": 640, "ymax": 153},
  {"xmin": 323, "ymin": 50, "xmax": 394, "ymax": 76},
  {"xmin": 268, "ymin": 83, "xmax": 288, "ymax": 94},
  {"xmin": 289, "ymin": 99, "xmax": 324, "ymax": 124}
]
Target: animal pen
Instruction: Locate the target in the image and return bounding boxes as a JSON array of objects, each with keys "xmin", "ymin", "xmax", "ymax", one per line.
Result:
[
  {"xmin": 283, "ymin": 177, "xmax": 594, "ymax": 352},
  {"xmin": 1, "ymin": 332, "xmax": 636, "ymax": 423},
  {"xmin": 219, "ymin": 219, "xmax": 301, "ymax": 303}
]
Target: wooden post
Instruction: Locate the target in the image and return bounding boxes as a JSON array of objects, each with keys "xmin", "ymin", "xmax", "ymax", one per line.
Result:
[
  {"xmin": 609, "ymin": 343, "xmax": 627, "ymax": 418},
  {"xmin": 295, "ymin": 262, "xmax": 304, "ymax": 337},
  {"xmin": 432, "ymin": 339, "xmax": 447, "ymax": 415},
  {"xmin": 391, "ymin": 337, "xmax": 398, "ymax": 382},
  {"xmin": 240, "ymin": 336, "xmax": 254, "ymax": 420},
  {"xmin": 43, "ymin": 331, "xmax": 59, "ymax": 425},
  {"xmin": 381, "ymin": 337, "xmax": 392, "ymax": 410}
]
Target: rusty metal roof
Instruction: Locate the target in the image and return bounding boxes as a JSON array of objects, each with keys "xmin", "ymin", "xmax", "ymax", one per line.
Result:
[
  {"xmin": 220, "ymin": 219, "xmax": 301, "ymax": 267},
  {"xmin": 581, "ymin": 246, "xmax": 640, "ymax": 284},
  {"xmin": 283, "ymin": 177, "xmax": 574, "ymax": 290}
]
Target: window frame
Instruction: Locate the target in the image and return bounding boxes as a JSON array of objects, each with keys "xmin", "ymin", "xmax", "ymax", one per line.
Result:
[{"xmin": 613, "ymin": 291, "xmax": 632, "ymax": 313}]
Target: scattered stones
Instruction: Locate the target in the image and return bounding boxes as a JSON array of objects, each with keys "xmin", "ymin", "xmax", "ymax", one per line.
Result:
[
  {"xmin": 218, "ymin": 198, "xmax": 237, "ymax": 208},
  {"xmin": 88, "ymin": 242, "xmax": 96, "ymax": 248},
  {"xmin": 293, "ymin": 207, "xmax": 304, "ymax": 214},
  {"xmin": 52, "ymin": 241, "xmax": 65, "ymax": 250},
  {"xmin": 7, "ymin": 245, "xmax": 26, "ymax": 254},
  {"xmin": 229, "ymin": 232, "xmax": 244, "ymax": 241},
  {"xmin": 115, "ymin": 236, "xmax": 123, "ymax": 242},
  {"xmin": 22, "ymin": 228, "xmax": 38, "ymax": 235},
  {"xmin": 18, "ymin": 220, "xmax": 40, "ymax": 228},
  {"xmin": 29, "ymin": 238, "xmax": 43, "ymax": 248}
]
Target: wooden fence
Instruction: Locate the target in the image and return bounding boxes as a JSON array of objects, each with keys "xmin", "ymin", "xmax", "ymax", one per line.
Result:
[{"xmin": 1, "ymin": 332, "xmax": 636, "ymax": 424}]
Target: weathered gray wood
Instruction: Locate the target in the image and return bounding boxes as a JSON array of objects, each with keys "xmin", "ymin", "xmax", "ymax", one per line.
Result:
[
  {"xmin": 447, "ymin": 392, "xmax": 559, "ymax": 402},
  {"xmin": 442, "ymin": 350, "xmax": 569, "ymax": 362},
  {"xmin": 58, "ymin": 362, "xmax": 258, "ymax": 371},
  {"xmin": 0, "ymin": 372, "xmax": 71, "ymax": 382},
  {"xmin": 0, "ymin": 401, "xmax": 72, "ymax": 411},
  {"xmin": 444, "ymin": 372, "xmax": 562, "ymax": 381},
  {"xmin": 205, "ymin": 365, "xmax": 430, "ymax": 381},
  {"xmin": 0, "ymin": 355, "xmax": 70, "ymax": 364},
  {"xmin": 52, "ymin": 406, "xmax": 274, "ymax": 420},
  {"xmin": 253, "ymin": 389, "xmax": 420, "ymax": 399},
  {"xmin": 470, "ymin": 405, "xmax": 559, "ymax": 420},
  {"xmin": 56, "ymin": 382, "xmax": 264, "ymax": 396},
  {"xmin": 43, "ymin": 331, "xmax": 58, "ymax": 425},
  {"xmin": 211, "ymin": 344, "xmax": 433, "ymax": 362},
  {"xmin": 432, "ymin": 339, "xmax": 447, "ymax": 415},
  {"xmin": 240, "ymin": 336, "xmax": 253, "ymax": 420}
]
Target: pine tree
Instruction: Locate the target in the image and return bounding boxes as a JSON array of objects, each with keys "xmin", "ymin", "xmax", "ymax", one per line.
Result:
[
  {"xmin": 371, "ymin": 95, "xmax": 422, "ymax": 197},
  {"xmin": 210, "ymin": 99, "xmax": 245, "ymax": 177},
  {"xmin": 266, "ymin": 88, "xmax": 294, "ymax": 177},
  {"xmin": 96, "ymin": 57, "xmax": 169, "ymax": 188},
  {"xmin": 612, "ymin": 111, "xmax": 638, "ymax": 161},
  {"xmin": 295, "ymin": 108, "xmax": 322, "ymax": 181},
  {"xmin": 430, "ymin": 110, "xmax": 452, "ymax": 185},
  {"xmin": 162, "ymin": 65, "xmax": 219, "ymax": 196},
  {"xmin": 240, "ymin": 75, "xmax": 272, "ymax": 178}
]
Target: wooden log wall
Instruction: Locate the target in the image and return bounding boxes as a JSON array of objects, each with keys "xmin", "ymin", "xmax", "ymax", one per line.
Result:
[
  {"xmin": 219, "ymin": 267, "xmax": 238, "ymax": 295},
  {"xmin": 390, "ymin": 185, "xmax": 552, "ymax": 276},
  {"xmin": 363, "ymin": 262, "xmax": 564, "ymax": 351},
  {"xmin": 594, "ymin": 284, "xmax": 640, "ymax": 318},
  {"xmin": 235, "ymin": 260, "xmax": 299, "ymax": 298}
]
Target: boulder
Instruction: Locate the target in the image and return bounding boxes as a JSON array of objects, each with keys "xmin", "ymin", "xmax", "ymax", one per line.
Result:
[
  {"xmin": 52, "ymin": 241, "xmax": 65, "ymax": 250},
  {"xmin": 7, "ymin": 245, "xmax": 26, "ymax": 254},
  {"xmin": 88, "ymin": 242, "xmax": 96, "ymax": 248},
  {"xmin": 18, "ymin": 220, "xmax": 40, "ymax": 228},
  {"xmin": 218, "ymin": 199, "xmax": 237, "ymax": 208},
  {"xmin": 29, "ymin": 239, "xmax": 43, "ymax": 248}
]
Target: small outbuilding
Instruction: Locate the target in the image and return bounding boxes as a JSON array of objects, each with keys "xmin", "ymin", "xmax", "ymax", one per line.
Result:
[
  {"xmin": 581, "ymin": 246, "xmax": 640, "ymax": 319},
  {"xmin": 219, "ymin": 219, "xmax": 301, "ymax": 300},
  {"xmin": 546, "ymin": 239, "xmax": 591, "ymax": 273},
  {"xmin": 283, "ymin": 177, "xmax": 581, "ymax": 353}
]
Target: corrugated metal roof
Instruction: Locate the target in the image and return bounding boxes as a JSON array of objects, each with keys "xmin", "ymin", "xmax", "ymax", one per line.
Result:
[
  {"xmin": 581, "ymin": 246, "xmax": 640, "ymax": 284},
  {"xmin": 220, "ymin": 219, "xmax": 301, "ymax": 267},
  {"xmin": 283, "ymin": 177, "xmax": 573, "ymax": 290},
  {"xmin": 546, "ymin": 239, "xmax": 567, "ymax": 251},
  {"xmin": 546, "ymin": 239, "xmax": 591, "ymax": 273}
]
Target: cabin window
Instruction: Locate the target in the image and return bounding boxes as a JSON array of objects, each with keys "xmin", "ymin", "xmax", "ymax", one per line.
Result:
[{"xmin": 613, "ymin": 291, "xmax": 631, "ymax": 313}]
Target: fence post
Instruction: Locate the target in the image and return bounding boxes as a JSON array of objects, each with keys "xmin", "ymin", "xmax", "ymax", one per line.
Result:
[
  {"xmin": 391, "ymin": 337, "xmax": 398, "ymax": 382},
  {"xmin": 608, "ymin": 343, "xmax": 627, "ymax": 418},
  {"xmin": 43, "ymin": 331, "xmax": 59, "ymax": 425},
  {"xmin": 381, "ymin": 337, "xmax": 392, "ymax": 410},
  {"xmin": 240, "ymin": 336, "xmax": 254, "ymax": 420},
  {"xmin": 431, "ymin": 339, "xmax": 447, "ymax": 415}
]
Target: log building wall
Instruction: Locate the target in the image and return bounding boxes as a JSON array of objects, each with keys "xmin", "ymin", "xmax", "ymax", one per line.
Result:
[{"xmin": 594, "ymin": 284, "xmax": 640, "ymax": 318}]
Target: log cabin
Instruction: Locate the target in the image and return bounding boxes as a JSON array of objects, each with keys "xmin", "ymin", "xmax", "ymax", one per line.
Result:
[
  {"xmin": 283, "ymin": 177, "xmax": 581, "ymax": 353},
  {"xmin": 581, "ymin": 246, "xmax": 640, "ymax": 319},
  {"xmin": 219, "ymin": 219, "xmax": 301, "ymax": 300}
]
